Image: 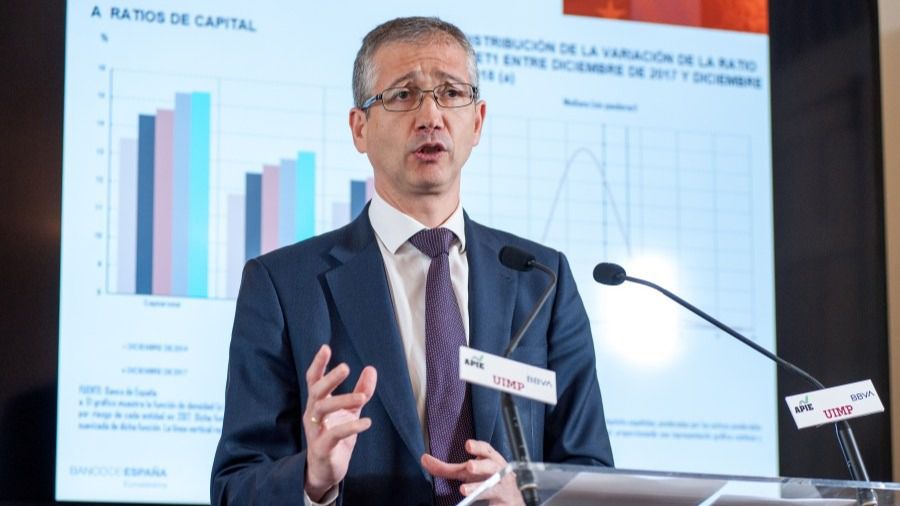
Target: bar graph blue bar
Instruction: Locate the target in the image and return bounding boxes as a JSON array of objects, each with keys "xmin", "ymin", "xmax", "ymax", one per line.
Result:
[
  {"xmin": 172, "ymin": 93, "xmax": 191, "ymax": 296},
  {"xmin": 350, "ymin": 180, "xmax": 366, "ymax": 220},
  {"xmin": 136, "ymin": 114, "xmax": 156, "ymax": 295},
  {"xmin": 296, "ymin": 152, "xmax": 316, "ymax": 241},
  {"xmin": 187, "ymin": 92, "xmax": 210, "ymax": 297},
  {"xmin": 245, "ymin": 173, "xmax": 262, "ymax": 261}
]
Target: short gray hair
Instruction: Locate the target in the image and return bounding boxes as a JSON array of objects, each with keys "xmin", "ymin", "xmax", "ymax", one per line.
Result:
[{"xmin": 352, "ymin": 16, "xmax": 479, "ymax": 109}]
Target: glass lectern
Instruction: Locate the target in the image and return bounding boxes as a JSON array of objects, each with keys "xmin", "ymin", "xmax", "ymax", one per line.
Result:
[{"xmin": 461, "ymin": 462, "xmax": 900, "ymax": 505}]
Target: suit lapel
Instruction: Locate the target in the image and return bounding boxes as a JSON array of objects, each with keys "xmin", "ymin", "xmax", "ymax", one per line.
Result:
[
  {"xmin": 325, "ymin": 212, "xmax": 427, "ymax": 471},
  {"xmin": 465, "ymin": 217, "xmax": 517, "ymax": 444}
]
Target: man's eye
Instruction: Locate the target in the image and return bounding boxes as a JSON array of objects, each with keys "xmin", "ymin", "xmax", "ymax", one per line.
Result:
[{"xmin": 390, "ymin": 89, "xmax": 413, "ymax": 101}]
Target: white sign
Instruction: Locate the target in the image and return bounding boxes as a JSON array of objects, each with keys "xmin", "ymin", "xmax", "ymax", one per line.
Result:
[
  {"xmin": 458, "ymin": 346, "xmax": 557, "ymax": 405},
  {"xmin": 785, "ymin": 379, "xmax": 884, "ymax": 429}
]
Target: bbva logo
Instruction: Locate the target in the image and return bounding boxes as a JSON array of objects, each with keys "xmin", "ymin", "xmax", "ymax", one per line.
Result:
[{"xmin": 850, "ymin": 390, "xmax": 876, "ymax": 402}]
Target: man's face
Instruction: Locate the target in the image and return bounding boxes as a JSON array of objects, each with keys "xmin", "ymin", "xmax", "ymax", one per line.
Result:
[{"xmin": 350, "ymin": 39, "xmax": 486, "ymax": 206}]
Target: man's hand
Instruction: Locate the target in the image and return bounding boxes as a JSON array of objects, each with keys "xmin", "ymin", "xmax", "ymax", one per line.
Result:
[
  {"xmin": 303, "ymin": 344, "xmax": 377, "ymax": 502},
  {"xmin": 421, "ymin": 439, "xmax": 523, "ymax": 505}
]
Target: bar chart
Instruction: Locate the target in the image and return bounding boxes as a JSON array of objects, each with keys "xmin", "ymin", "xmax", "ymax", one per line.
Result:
[
  {"xmin": 103, "ymin": 68, "xmax": 381, "ymax": 299},
  {"xmin": 117, "ymin": 92, "xmax": 211, "ymax": 297},
  {"xmin": 219, "ymin": 152, "xmax": 316, "ymax": 297}
]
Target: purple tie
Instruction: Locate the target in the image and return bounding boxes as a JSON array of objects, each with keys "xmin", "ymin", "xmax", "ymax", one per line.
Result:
[{"xmin": 409, "ymin": 228, "xmax": 474, "ymax": 505}]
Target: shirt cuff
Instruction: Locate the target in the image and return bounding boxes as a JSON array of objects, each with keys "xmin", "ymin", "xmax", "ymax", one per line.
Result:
[{"xmin": 304, "ymin": 484, "xmax": 339, "ymax": 506}]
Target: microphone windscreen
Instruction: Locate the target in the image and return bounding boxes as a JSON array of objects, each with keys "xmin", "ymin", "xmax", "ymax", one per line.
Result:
[
  {"xmin": 499, "ymin": 246, "xmax": 535, "ymax": 272},
  {"xmin": 593, "ymin": 262, "xmax": 627, "ymax": 285}
]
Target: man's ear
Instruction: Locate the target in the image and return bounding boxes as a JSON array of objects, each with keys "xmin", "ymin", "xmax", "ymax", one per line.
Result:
[
  {"xmin": 349, "ymin": 108, "xmax": 368, "ymax": 154},
  {"xmin": 471, "ymin": 100, "xmax": 487, "ymax": 147}
]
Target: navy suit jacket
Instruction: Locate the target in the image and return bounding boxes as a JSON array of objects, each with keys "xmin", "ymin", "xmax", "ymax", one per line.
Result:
[{"xmin": 211, "ymin": 209, "xmax": 613, "ymax": 505}]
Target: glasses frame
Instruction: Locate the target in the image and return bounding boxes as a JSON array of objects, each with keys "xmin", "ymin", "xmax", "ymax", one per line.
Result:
[{"xmin": 360, "ymin": 83, "xmax": 479, "ymax": 112}]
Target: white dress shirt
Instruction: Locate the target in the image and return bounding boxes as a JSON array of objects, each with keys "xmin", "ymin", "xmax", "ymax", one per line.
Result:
[{"xmin": 368, "ymin": 191, "xmax": 470, "ymax": 434}]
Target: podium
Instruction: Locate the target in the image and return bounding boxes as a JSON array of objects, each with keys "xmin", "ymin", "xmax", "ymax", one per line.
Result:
[{"xmin": 460, "ymin": 462, "xmax": 900, "ymax": 505}]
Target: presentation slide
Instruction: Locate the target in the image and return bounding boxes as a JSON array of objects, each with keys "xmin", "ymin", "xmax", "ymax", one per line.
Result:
[{"xmin": 57, "ymin": 1, "xmax": 775, "ymax": 502}]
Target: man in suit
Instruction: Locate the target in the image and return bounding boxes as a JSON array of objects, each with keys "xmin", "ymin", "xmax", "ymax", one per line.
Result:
[{"xmin": 211, "ymin": 16, "xmax": 613, "ymax": 505}]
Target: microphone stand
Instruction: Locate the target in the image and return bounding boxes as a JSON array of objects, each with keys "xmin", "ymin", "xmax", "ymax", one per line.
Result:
[
  {"xmin": 500, "ymin": 254, "xmax": 557, "ymax": 506},
  {"xmin": 501, "ymin": 393, "xmax": 538, "ymax": 506},
  {"xmin": 620, "ymin": 273, "xmax": 877, "ymax": 506}
]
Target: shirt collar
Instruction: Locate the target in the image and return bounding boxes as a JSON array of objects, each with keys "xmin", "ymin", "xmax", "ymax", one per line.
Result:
[{"xmin": 369, "ymin": 190, "xmax": 467, "ymax": 255}]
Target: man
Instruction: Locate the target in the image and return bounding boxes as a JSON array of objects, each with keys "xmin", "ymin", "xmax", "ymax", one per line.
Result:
[{"xmin": 211, "ymin": 16, "xmax": 613, "ymax": 506}]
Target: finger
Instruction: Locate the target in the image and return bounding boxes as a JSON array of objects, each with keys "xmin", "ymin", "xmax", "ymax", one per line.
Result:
[
  {"xmin": 465, "ymin": 440, "xmax": 508, "ymax": 471},
  {"xmin": 312, "ymin": 392, "xmax": 368, "ymax": 418},
  {"xmin": 305, "ymin": 344, "xmax": 331, "ymax": 387},
  {"xmin": 460, "ymin": 481, "xmax": 486, "ymax": 497},
  {"xmin": 465, "ymin": 440, "xmax": 506, "ymax": 465},
  {"xmin": 353, "ymin": 366, "xmax": 377, "ymax": 400},
  {"xmin": 462, "ymin": 473, "xmax": 521, "ymax": 501},
  {"xmin": 459, "ymin": 482, "xmax": 508, "ymax": 502},
  {"xmin": 319, "ymin": 408, "xmax": 356, "ymax": 428},
  {"xmin": 308, "ymin": 362, "xmax": 350, "ymax": 401},
  {"xmin": 317, "ymin": 417, "xmax": 373, "ymax": 448},
  {"xmin": 421, "ymin": 453, "xmax": 469, "ymax": 481},
  {"xmin": 463, "ymin": 457, "xmax": 502, "ymax": 478}
]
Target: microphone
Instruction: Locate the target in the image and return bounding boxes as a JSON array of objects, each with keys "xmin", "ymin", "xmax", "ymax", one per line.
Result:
[
  {"xmin": 592, "ymin": 262, "xmax": 625, "ymax": 285},
  {"xmin": 499, "ymin": 246, "xmax": 536, "ymax": 272},
  {"xmin": 499, "ymin": 246, "xmax": 557, "ymax": 357},
  {"xmin": 594, "ymin": 262, "xmax": 877, "ymax": 506},
  {"xmin": 496, "ymin": 246, "xmax": 558, "ymax": 506}
]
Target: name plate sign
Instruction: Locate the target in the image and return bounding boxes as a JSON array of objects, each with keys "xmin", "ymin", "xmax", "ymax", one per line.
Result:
[
  {"xmin": 785, "ymin": 379, "xmax": 884, "ymax": 429},
  {"xmin": 459, "ymin": 346, "xmax": 557, "ymax": 405}
]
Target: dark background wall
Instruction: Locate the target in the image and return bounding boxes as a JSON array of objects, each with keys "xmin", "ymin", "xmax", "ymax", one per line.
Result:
[
  {"xmin": 0, "ymin": 1, "xmax": 64, "ymax": 504},
  {"xmin": 878, "ymin": 0, "xmax": 900, "ymax": 484},
  {"xmin": 0, "ymin": 0, "xmax": 890, "ymax": 503},
  {"xmin": 770, "ymin": 0, "xmax": 890, "ymax": 481}
]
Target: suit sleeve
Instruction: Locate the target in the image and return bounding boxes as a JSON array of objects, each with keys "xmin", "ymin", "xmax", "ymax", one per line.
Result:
[
  {"xmin": 210, "ymin": 258, "xmax": 309, "ymax": 504},
  {"xmin": 543, "ymin": 252, "xmax": 615, "ymax": 467}
]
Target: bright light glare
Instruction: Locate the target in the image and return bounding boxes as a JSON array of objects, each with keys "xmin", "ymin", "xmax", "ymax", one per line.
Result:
[{"xmin": 595, "ymin": 255, "xmax": 681, "ymax": 370}]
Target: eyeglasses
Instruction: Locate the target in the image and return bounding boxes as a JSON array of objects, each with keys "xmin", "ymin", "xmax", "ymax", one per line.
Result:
[{"xmin": 360, "ymin": 83, "xmax": 479, "ymax": 112}]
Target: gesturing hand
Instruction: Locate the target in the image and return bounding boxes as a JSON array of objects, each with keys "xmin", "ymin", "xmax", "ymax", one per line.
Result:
[
  {"xmin": 303, "ymin": 345, "xmax": 377, "ymax": 502},
  {"xmin": 422, "ymin": 439, "xmax": 524, "ymax": 505}
]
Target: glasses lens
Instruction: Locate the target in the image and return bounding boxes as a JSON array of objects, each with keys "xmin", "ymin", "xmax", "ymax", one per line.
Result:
[
  {"xmin": 382, "ymin": 87, "xmax": 422, "ymax": 111},
  {"xmin": 435, "ymin": 84, "xmax": 475, "ymax": 108}
]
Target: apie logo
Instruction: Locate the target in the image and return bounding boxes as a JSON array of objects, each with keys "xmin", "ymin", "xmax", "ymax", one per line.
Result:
[
  {"xmin": 464, "ymin": 354, "xmax": 485, "ymax": 370},
  {"xmin": 794, "ymin": 395, "xmax": 814, "ymax": 414}
]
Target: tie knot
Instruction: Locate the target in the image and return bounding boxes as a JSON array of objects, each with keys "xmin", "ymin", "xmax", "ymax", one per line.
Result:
[{"xmin": 409, "ymin": 228, "xmax": 456, "ymax": 258}]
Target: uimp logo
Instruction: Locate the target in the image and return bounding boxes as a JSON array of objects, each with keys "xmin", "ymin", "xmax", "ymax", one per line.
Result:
[
  {"xmin": 824, "ymin": 405, "xmax": 853, "ymax": 419},
  {"xmin": 464, "ymin": 354, "xmax": 485, "ymax": 370},
  {"xmin": 493, "ymin": 375, "xmax": 525, "ymax": 391},
  {"xmin": 794, "ymin": 395, "xmax": 814, "ymax": 414}
]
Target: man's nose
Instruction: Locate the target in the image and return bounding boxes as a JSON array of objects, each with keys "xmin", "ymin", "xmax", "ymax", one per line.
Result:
[{"xmin": 415, "ymin": 92, "xmax": 444, "ymax": 130}]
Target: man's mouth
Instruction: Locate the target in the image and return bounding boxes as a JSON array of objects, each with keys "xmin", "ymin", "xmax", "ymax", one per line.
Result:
[{"xmin": 413, "ymin": 142, "xmax": 447, "ymax": 162}]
